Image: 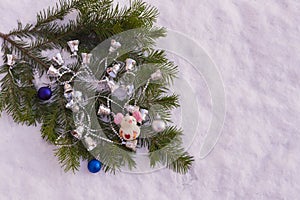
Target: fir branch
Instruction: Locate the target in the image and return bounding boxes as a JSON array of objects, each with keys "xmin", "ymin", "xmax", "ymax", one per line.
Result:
[
  {"xmin": 36, "ymin": 0, "xmax": 78, "ymax": 26},
  {"xmin": 149, "ymin": 126, "xmax": 194, "ymax": 174},
  {"xmin": 167, "ymin": 152, "xmax": 194, "ymax": 174},
  {"xmin": 0, "ymin": 33, "xmax": 50, "ymax": 70},
  {"xmin": 40, "ymin": 106, "xmax": 60, "ymax": 143},
  {"xmin": 8, "ymin": 0, "xmax": 79, "ymax": 39},
  {"xmin": 151, "ymin": 94, "xmax": 180, "ymax": 110},
  {"xmin": 0, "ymin": 64, "xmax": 39, "ymax": 125},
  {"xmin": 93, "ymin": 142, "xmax": 136, "ymax": 174},
  {"xmin": 54, "ymin": 145, "xmax": 81, "ymax": 173}
]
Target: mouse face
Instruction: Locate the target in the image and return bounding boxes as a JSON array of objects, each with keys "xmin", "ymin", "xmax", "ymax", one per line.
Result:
[{"xmin": 120, "ymin": 115, "xmax": 137, "ymax": 128}]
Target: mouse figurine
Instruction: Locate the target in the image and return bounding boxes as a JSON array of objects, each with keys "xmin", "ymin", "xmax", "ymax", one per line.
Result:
[{"xmin": 114, "ymin": 113, "xmax": 141, "ymax": 151}]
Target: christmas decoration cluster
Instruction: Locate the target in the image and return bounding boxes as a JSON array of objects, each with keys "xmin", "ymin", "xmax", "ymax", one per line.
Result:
[{"xmin": 0, "ymin": 0, "xmax": 194, "ymax": 174}]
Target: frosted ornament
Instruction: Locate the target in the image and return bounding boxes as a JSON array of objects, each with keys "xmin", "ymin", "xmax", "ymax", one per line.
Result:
[{"xmin": 152, "ymin": 118, "xmax": 166, "ymax": 132}]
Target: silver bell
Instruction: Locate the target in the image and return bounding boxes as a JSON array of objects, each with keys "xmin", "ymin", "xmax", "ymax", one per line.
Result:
[
  {"xmin": 125, "ymin": 58, "xmax": 136, "ymax": 71},
  {"xmin": 125, "ymin": 140, "xmax": 138, "ymax": 151},
  {"xmin": 64, "ymin": 83, "xmax": 73, "ymax": 93},
  {"xmin": 97, "ymin": 104, "xmax": 111, "ymax": 116},
  {"xmin": 81, "ymin": 53, "xmax": 92, "ymax": 65},
  {"xmin": 7, "ymin": 54, "xmax": 16, "ymax": 66},
  {"xmin": 107, "ymin": 63, "xmax": 121, "ymax": 78},
  {"xmin": 83, "ymin": 135, "xmax": 97, "ymax": 151},
  {"xmin": 71, "ymin": 126, "xmax": 84, "ymax": 139},
  {"xmin": 47, "ymin": 65, "xmax": 61, "ymax": 77},
  {"xmin": 52, "ymin": 53, "xmax": 64, "ymax": 65},
  {"xmin": 67, "ymin": 40, "xmax": 79, "ymax": 56},
  {"xmin": 109, "ymin": 39, "xmax": 121, "ymax": 53}
]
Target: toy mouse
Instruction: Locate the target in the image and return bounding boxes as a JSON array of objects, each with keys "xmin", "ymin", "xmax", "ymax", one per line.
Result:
[{"xmin": 114, "ymin": 113, "xmax": 141, "ymax": 150}]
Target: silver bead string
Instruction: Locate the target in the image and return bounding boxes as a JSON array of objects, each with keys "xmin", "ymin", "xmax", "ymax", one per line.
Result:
[{"xmin": 134, "ymin": 78, "xmax": 150, "ymax": 106}]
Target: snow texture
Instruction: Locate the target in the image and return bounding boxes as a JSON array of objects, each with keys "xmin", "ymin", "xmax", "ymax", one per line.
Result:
[{"xmin": 0, "ymin": 0, "xmax": 300, "ymax": 199}]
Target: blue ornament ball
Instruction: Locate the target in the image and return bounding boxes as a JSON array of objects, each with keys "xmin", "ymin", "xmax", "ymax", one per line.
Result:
[
  {"xmin": 88, "ymin": 159, "xmax": 102, "ymax": 173},
  {"xmin": 38, "ymin": 87, "xmax": 52, "ymax": 100}
]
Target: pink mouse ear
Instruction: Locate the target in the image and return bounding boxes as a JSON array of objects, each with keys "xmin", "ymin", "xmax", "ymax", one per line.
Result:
[
  {"xmin": 132, "ymin": 111, "xmax": 143, "ymax": 123},
  {"xmin": 114, "ymin": 113, "xmax": 124, "ymax": 125}
]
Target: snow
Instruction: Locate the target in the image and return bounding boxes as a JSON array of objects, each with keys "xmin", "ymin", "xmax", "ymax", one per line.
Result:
[{"xmin": 1, "ymin": 0, "xmax": 300, "ymax": 199}]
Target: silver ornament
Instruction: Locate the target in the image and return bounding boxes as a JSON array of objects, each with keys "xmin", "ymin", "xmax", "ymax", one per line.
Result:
[
  {"xmin": 7, "ymin": 54, "xmax": 16, "ymax": 66},
  {"xmin": 64, "ymin": 83, "xmax": 73, "ymax": 93},
  {"xmin": 83, "ymin": 135, "xmax": 97, "ymax": 151},
  {"xmin": 72, "ymin": 104, "xmax": 80, "ymax": 113},
  {"xmin": 96, "ymin": 78, "xmax": 111, "ymax": 93},
  {"xmin": 107, "ymin": 63, "xmax": 121, "ymax": 78},
  {"xmin": 67, "ymin": 40, "xmax": 79, "ymax": 56},
  {"xmin": 125, "ymin": 58, "xmax": 136, "ymax": 71},
  {"xmin": 47, "ymin": 65, "xmax": 61, "ymax": 77},
  {"xmin": 140, "ymin": 109, "xmax": 149, "ymax": 121},
  {"xmin": 109, "ymin": 39, "xmax": 121, "ymax": 53},
  {"xmin": 125, "ymin": 140, "xmax": 138, "ymax": 151},
  {"xmin": 66, "ymin": 100, "xmax": 80, "ymax": 113},
  {"xmin": 81, "ymin": 53, "xmax": 92, "ymax": 65},
  {"xmin": 64, "ymin": 91, "xmax": 73, "ymax": 102},
  {"xmin": 97, "ymin": 104, "xmax": 111, "ymax": 115},
  {"xmin": 52, "ymin": 53, "xmax": 64, "ymax": 65},
  {"xmin": 125, "ymin": 105, "xmax": 139, "ymax": 113},
  {"xmin": 71, "ymin": 126, "xmax": 84, "ymax": 139},
  {"xmin": 152, "ymin": 119, "xmax": 166, "ymax": 132},
  {"xmin": 151, "ymin": 69, "xmax": 163, "ymax": 81}
]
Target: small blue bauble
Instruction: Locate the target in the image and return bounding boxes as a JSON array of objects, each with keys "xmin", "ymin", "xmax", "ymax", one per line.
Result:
[
  {"xmin": 88, "ymin": 159, "xmax": 102, "ymax": 173},
  {"xmin": 38, "ymin": 87, "xmax": 52, "ymax": 100}
]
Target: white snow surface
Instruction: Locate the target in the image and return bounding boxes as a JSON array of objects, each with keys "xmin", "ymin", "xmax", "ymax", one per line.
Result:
[{"xmin": 1, "ymin": 0, "xmax": 300, "ymax": 199}]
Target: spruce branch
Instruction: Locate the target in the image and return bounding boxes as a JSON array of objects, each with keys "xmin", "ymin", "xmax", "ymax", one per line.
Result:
[
  {"xmin": 54, "ymin": 145, "xmax": 81, "ymax": 173},
  {"xmin": 0, "ymin": 0, "xmax": 194, "ymax": 174},
  {"xmin": 149, "ymin": 126, "xmax": 194, "ymax": 174},
  {"xmin": 0, "ymin": 33, "xmax": 50, "ymax": 70}
]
